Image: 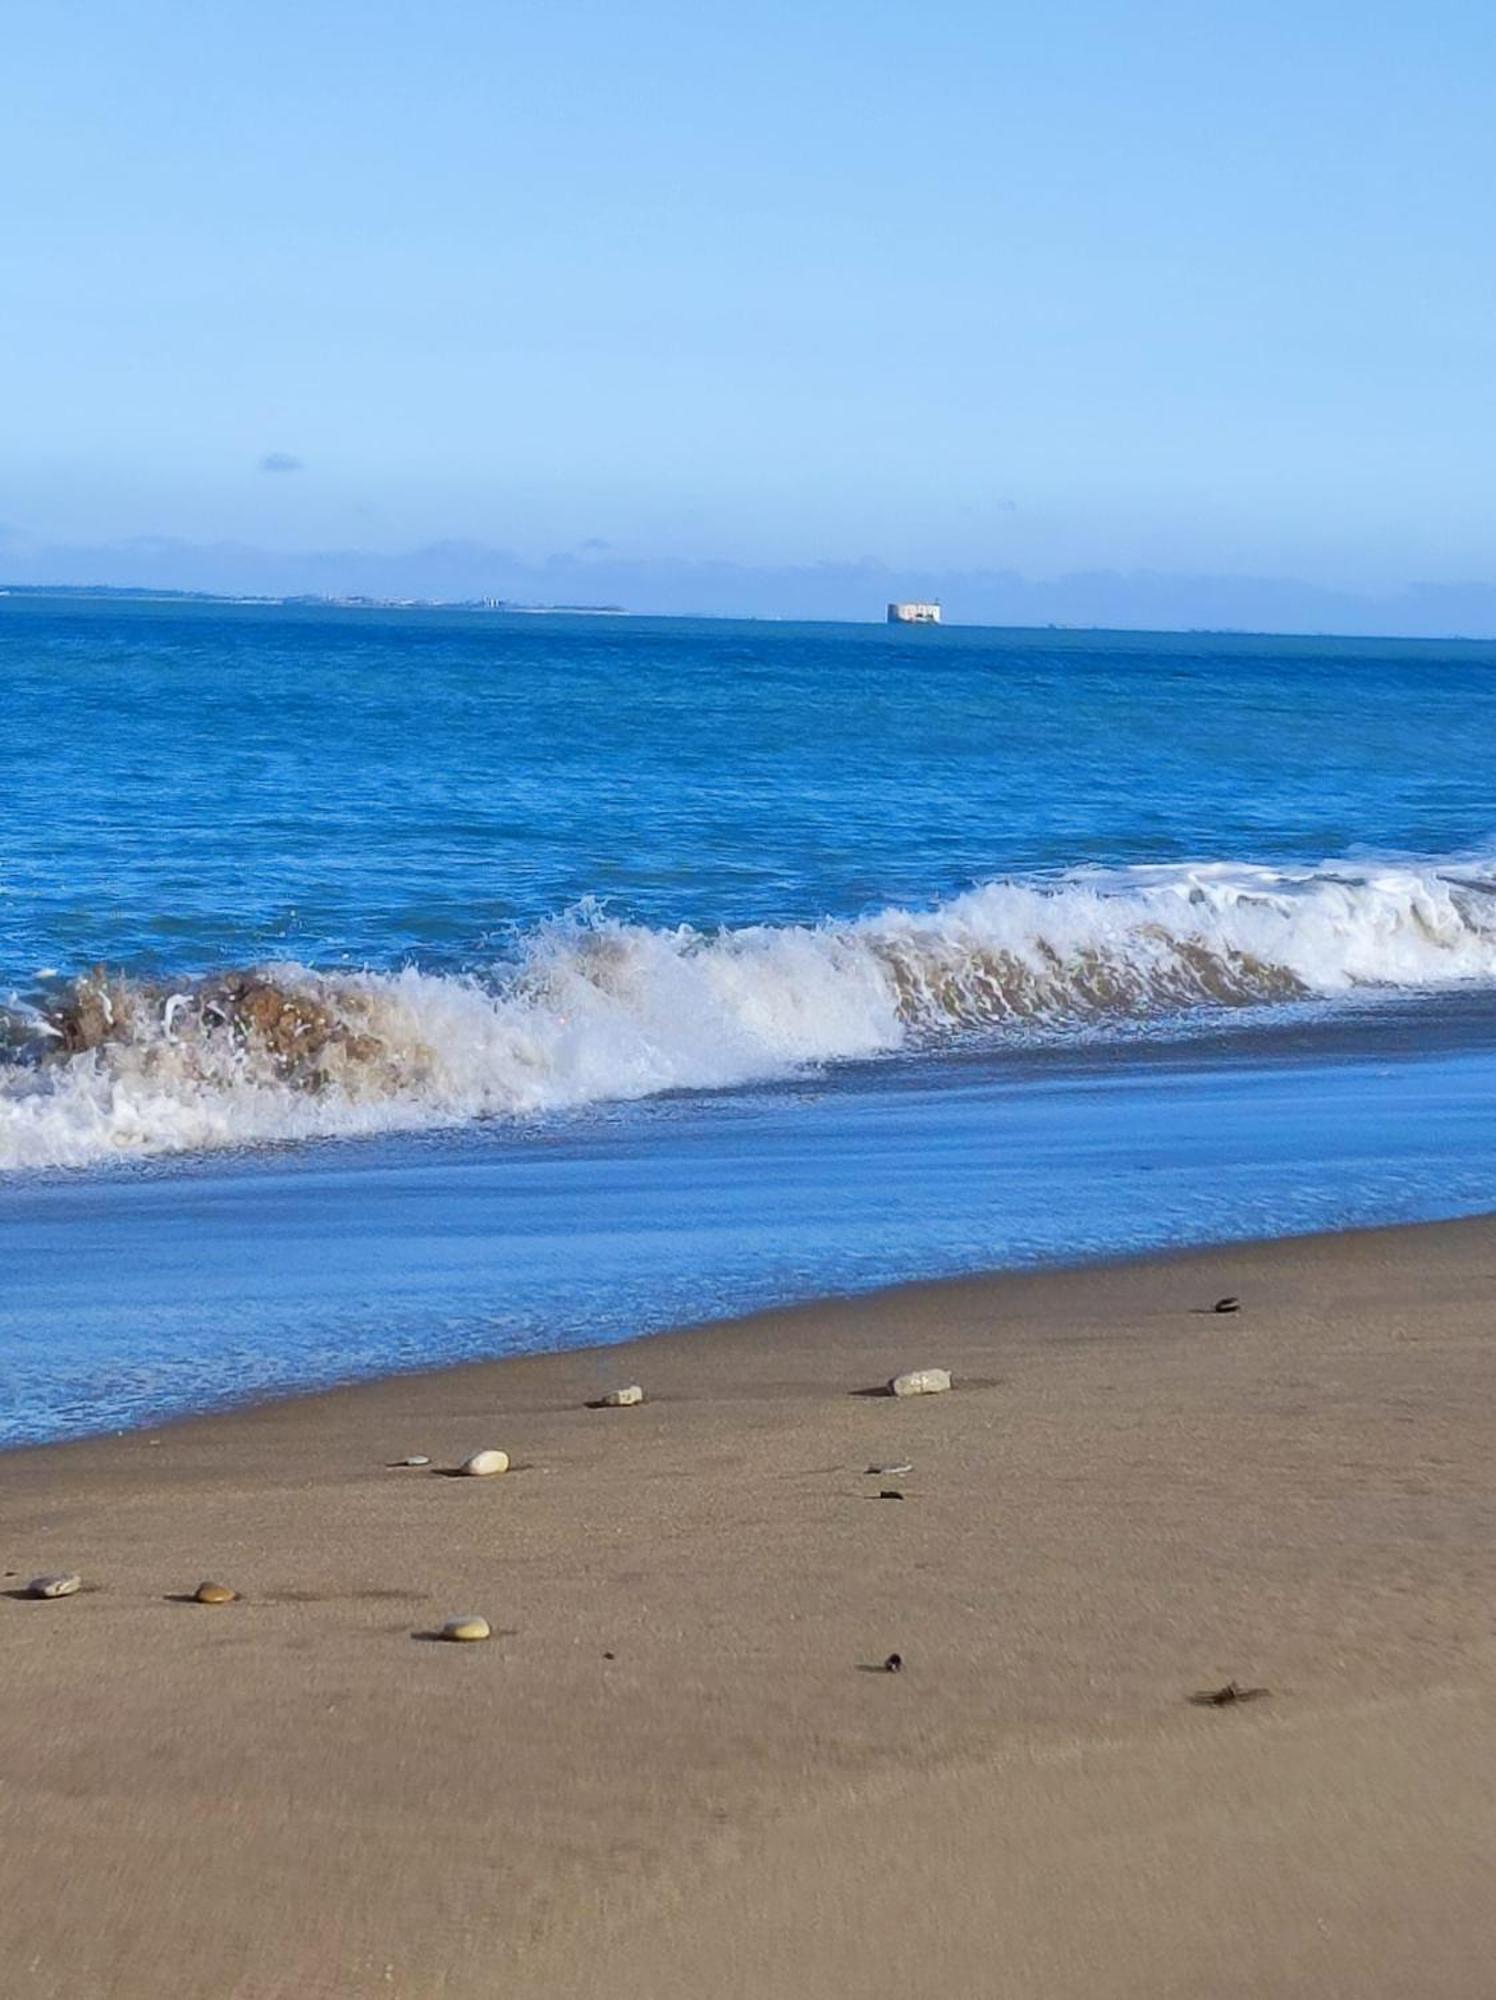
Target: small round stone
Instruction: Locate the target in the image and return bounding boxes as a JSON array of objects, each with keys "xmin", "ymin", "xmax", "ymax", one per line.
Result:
[
  {"xmin": 28, "ymin": 1573, "xmax": 82, "ymax": 1599},
  {"xmin": 459, "ymin": 1449, "xmax": 510, "ymax": 1477},
  {"xmin": 598, "ymin": 1385, "xmax": 644, "ymax": 1407},
  {"xmin": 441, "ymin": 1615, "xmax": 492, "ymax": 1642},
  {"xmin": 390, "ymin": 1455, "xmax": 432, "ymax": 1467},
  {"xmin": 889, "ymin": 1367, "xmax": 952, "ymax": 1398},
  {"xmin": 193, "ymin": 1581, "xmax": 238, "ymax": 1604}
]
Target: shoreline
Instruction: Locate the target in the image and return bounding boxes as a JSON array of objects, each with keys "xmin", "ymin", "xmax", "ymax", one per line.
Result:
[
  {"xmin": 6, "ymin": 1212, "xmax": 1496, "ymax": 1994},
  {"xmin": 9, "ymin": 1198, "xmax": 1496, "ymax": 1459},
  {"xmin": 0, "ymin": 1211, "xmax": 1392, "ymax": 1459}
]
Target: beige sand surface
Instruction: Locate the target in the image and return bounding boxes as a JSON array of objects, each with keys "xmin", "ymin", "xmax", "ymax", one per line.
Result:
[{"xmin": 4, "ymin": 1216, "xmax": 1496, "ymax": 1997}]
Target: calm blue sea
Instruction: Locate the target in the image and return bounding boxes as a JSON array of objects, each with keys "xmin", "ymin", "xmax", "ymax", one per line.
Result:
[{"xmin": 5, "ymin": 596, "xmax": 1496, "ymax": 1443}]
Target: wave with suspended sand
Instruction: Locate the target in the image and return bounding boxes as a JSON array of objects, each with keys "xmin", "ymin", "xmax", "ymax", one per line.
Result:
[{"xmin": 6, "ymin": 855, "xmax": 1496, "ymax": 1170}]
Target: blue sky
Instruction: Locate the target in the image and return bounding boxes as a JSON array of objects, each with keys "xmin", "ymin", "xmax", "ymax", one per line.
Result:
[{"xmin": 4, "ymin": 0, "xmax": 1495, "ymax": 621}]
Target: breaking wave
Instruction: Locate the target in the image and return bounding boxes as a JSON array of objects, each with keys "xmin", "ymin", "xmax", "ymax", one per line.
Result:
[{"xmin": 5, "ymin": 856, "xmax": 1496, "ymax": 1170}]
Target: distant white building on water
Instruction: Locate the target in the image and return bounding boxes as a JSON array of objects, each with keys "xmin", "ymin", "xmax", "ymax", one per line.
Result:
[{"xmin": 887, "ymin": 600, "xmax": 942, "ymax": 624}]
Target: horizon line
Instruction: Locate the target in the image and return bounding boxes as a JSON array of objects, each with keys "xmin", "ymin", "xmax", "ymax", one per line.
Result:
[{"xmin": 6, "ymin": 579, "xmax": 1496, "ymax": 649}]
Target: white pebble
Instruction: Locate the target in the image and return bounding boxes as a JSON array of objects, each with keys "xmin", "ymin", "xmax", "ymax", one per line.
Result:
[
  {"xmin": 598, "ymin": 1385, "xmax": 644, "ymax": 1407},
  {"xmin": 390, "ymin": 1455, "xmax": 432, "ymax": 1468},
  {"xmin": 459, "ymin": 1449, "xmax": 510, "ymax": 1477},
  {"xmin": 441, "ymin": 1615, "xmax": 492, "ymax": 1642},
  {"xmin": 889, "ymin": 1368, "xmax": 952, "ymax": 1398},
  {"xmin": 29, "ymin": 1573, "xmax": 82, "ymax": 1599}
]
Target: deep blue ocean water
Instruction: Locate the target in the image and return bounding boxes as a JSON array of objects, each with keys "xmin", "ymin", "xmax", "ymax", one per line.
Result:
[{"xmin": 5, "ymin": 597, "xmax": 1496, "ymax": 1442}]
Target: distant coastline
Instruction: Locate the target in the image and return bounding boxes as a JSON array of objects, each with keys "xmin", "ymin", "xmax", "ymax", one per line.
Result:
[
  {"xmin": 9, "ymin": 582, "xmax": 1496, "ymax": 647},
  {"xmin": 0, "ymin": 582, "xmax": 630, "ymax": 616}
]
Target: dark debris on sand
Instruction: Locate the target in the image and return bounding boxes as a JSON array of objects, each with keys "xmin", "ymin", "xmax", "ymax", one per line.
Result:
[{"xmin": 1190, "ymin": 1680, "xmax": 1270, "ymax": 1707}]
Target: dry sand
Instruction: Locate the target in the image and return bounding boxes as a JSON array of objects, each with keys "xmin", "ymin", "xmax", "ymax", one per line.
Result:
[{"xmin": 4, "ymin": 1215, "xmax": 1496, "ymax": 1997}]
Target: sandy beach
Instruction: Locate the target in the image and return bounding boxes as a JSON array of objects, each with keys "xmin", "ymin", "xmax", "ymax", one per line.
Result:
[{"xmin": 5, "ymin": 1214, "xmax": 1496, "ymax": 1998}]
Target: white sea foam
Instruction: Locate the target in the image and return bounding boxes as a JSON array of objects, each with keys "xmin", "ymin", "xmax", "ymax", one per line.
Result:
[{"xmin": 5, "ymin": 856, "xmax": 1496, "ymax": 1170}]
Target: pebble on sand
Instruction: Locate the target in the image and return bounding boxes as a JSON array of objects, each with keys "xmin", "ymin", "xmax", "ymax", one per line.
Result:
[
  {"xmin": 193, "ymin": 1581, "xmax": 238, "ymax": 1604},
  {"xmin": 28, "ymin": 1574, "xmax": 82, "ymax": 1599},
  {"xmin": 598, "ymin": 1385, "xmax": 644, "ymax": 1407},
  {"xmin": 390, "ymin": 1455, "xmax": 432, "ymax": 1468},
  {"xmin": 888, "ymin": 1368, "xmax": 952, "ymax": 1398},
  {"xmin": 441, "ymin": 1615, "xmax": 492, "ymax": 1642},
  {"xmin": 459, "ymin": 1449, "xmax": 510, "ymax": 1477}
]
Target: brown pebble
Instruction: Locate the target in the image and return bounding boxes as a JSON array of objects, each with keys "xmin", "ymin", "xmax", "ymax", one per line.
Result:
[
  {"xmin": 193, "ymin": 1581, "xmax": 238, "ymax": 1605},
  {"xmin": 883, "ymin": 1652, "xmax": 903, "ymax": 1673}
]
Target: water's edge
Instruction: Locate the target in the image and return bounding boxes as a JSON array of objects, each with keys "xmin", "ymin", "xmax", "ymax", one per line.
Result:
[{"xmin": 7, "ymin": 1202, "xmax": 1491, "ymax": 1461}]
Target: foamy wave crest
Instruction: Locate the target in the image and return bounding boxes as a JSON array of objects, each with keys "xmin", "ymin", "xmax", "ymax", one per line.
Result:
[{"xmin": 5, "ymin": 856, "xmax": 1496, "ymax": 1168}]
